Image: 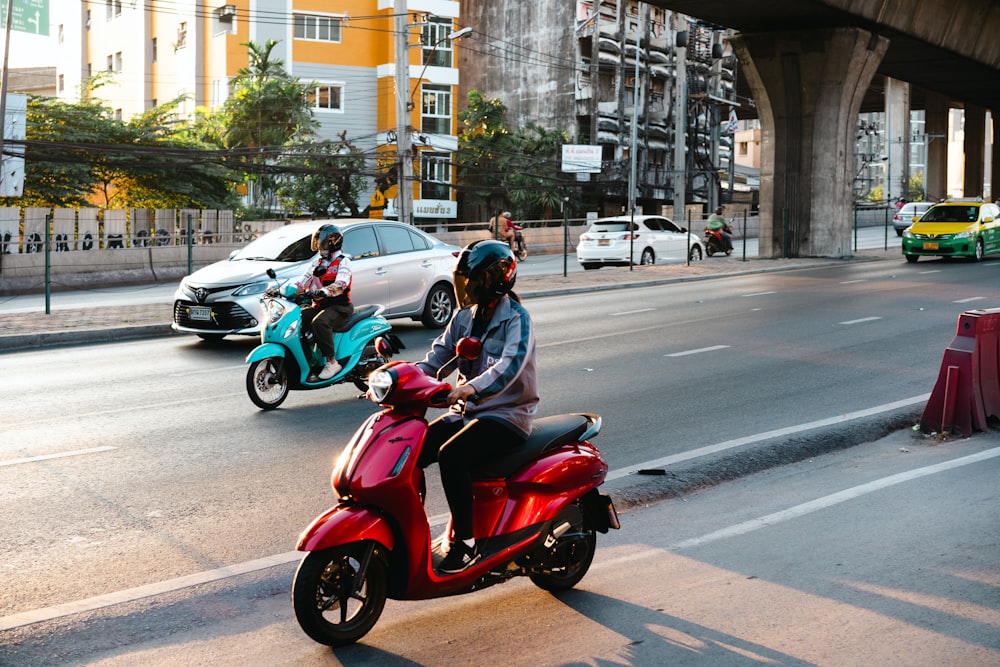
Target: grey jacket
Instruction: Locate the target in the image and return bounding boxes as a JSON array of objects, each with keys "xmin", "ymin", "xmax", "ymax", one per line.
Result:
[{"xmin": 417, "ymin": 296, "xmax": 539, "ymax": 438}]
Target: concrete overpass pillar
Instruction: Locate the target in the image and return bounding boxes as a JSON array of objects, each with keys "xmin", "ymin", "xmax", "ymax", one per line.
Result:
[
  {"xmin": 991, "ymin": 113, "xmax": 999, "ymax": 202},
  {"xmin": 731, "ymin": 28, "xmax": 888, "ymax": 258},
  {"xmin": 885, "ymin": 78, "xmax": 910, "ymax": 204},
  {"xmin": 924, "ymin": 92, "xmax": 949, "ymax": 202},
  {"xmin": 963, "ymin": 104, "xmax": 986, "ymax": 198}
]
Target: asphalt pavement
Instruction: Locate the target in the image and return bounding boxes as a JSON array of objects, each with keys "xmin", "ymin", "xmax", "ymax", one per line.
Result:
[
  {"xmin": 0, "ymin": 250, "xmax": 888, "ymax": 352},
  {"xmin": 5, "ymin": 246, "xmax": 985, "ymax": 504}
]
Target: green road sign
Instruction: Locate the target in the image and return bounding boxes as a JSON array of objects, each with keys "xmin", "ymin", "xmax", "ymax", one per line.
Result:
[{"xmin": 0, "ymin": 0, "xmax": 49, "ymax": 36}]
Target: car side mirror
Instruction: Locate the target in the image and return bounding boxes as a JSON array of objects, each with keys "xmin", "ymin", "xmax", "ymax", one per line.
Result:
[{"xmin": 984, "ymin": 216, "xmax": 995, "ymax": 224}]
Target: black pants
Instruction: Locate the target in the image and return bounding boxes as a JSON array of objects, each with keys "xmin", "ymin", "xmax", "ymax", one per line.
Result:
[
  {"xmin": 301, "ymin": 303, "xmax": 353, "ymax": 358},
  {"xmin": 422, "ymin": 417, "xmax": 525, "ymax": 542}
]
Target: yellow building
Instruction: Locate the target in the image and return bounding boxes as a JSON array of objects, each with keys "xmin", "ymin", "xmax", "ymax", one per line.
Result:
[{"xmin": 52, "ymin": 0, "xmax": 463, "ymax": 223}]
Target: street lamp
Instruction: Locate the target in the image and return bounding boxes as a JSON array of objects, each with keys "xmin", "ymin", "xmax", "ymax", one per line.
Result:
[{"xmin": 394, "ymin": 20, "xmax": 471, "ymax": 225}]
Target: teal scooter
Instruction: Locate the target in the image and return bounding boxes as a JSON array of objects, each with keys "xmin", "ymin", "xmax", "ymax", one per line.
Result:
[{"xmin": 245, "ymin": 270, "xmax": 403, "ymax": 410}]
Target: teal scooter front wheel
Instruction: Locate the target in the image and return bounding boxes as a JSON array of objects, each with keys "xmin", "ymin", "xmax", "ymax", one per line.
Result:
[{"xmin": 247, "ymin": 357, "xmax": 290, "ymax": 410}]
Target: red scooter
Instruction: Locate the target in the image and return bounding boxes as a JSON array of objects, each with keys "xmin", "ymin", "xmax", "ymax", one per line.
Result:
[
  {"xmin": 291, "ymin": 339, "xmax": 620, "ymax": 647},
  {"xmin": 703, "ymin": 224, "xmax": 734, "ymax": 256}
]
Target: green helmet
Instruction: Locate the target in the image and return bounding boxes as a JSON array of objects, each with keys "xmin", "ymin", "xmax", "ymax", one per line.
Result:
[{"xmin": 453, "ymin": 240, "xmax": 517, "ymax": 309}]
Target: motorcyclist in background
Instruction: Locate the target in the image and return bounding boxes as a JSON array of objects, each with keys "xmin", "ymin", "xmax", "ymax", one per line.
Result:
[
  {"xmin": 292, "ymin": 224, "xmax": 354, "ymax": 380},
  {"xmin": 706, "ymin": 206, "xmax": 734, "ymax": 252}
]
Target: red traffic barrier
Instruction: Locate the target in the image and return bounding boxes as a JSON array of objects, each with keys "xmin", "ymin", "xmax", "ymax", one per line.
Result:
[{"xmin": 920, "ymin": 308, "xmax": 1000, "ymax": 436}]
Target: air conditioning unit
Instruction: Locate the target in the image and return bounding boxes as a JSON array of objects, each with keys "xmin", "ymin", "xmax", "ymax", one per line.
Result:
[{"xmin": 216, "ymin": 5, "xmax": 236, "ymax": 22}]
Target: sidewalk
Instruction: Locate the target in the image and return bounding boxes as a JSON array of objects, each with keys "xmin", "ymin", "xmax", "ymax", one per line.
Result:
[{"xmin": 0, "ymin": 250, "xmax": 898, "ymax": 352}]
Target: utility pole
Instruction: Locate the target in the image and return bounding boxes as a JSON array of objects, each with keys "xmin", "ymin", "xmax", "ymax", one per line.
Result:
[
  {"xmin": 672, "ymin": 18, "xmax": 688, "ymax": 222},
  {"xmin": 394, "ymin": 0, "xmax": 412, "ymax": 225}
]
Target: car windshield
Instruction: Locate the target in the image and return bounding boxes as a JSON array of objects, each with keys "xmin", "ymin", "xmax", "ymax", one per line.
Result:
[
  {"xmin": 920, "ymin": 206, "xmax": 980, "ymax": 223},
  {"xmin": 231, "ymin": 230, "xmax": 316, "ymax": 262},
  {"xmin": 590, "ymin": 222, "xmax": 631, "ymax": 233}
]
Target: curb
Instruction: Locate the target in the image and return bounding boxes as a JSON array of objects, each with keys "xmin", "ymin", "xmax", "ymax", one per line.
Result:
[{"xmin": 0, "ymin": 324, "xmax": 177, "ymax": 352}]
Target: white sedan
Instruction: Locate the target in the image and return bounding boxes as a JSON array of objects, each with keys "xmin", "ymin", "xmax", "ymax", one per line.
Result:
[
  {"xmin": 576, "ymin": 215, "xmax": 704, "ymax": 269},
  {"xmin": 172, "ymin": 220, "xmax": 460, "ymax": 340}
]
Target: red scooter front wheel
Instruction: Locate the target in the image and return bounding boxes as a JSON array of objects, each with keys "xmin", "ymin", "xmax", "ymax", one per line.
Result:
[{"xmin": 292, "ymin": 542, "xmax": 388, "ymax": 646}]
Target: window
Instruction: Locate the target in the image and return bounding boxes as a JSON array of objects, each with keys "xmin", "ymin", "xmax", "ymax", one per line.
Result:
[
  {"xmin": 420, "ymin": 85, "xmax": 451, "ymax": 135},
  {"xmin": 115, "ymin": 52, "xmax": 122, "ymax": 72},
  {"xmin": 422, "ymin": 17, "xmax": 454, "ymax": 68},
  {"xmin": 378, "ymin": 225, "xmax": 421, "ymax": 254},
  {"xmin": 152, "ymin": 37, "xmax": 157, "ymax": 63},
  {"xmin": 293, "ymin": 14, "xmax": 342, "ymax": 42},
  {"xmin": 176, "ymin": 22, "xmax": 187, "ymax": 48},
  {"xmin": 420, "ymin": 152, "xmax": 451, "ymax": 200},
  {"xmin": 114, "ymin": 109, "xmax": 122, "ymax": 120},
  {"xmin": 58, "ymin": 74, "xmax": 64, "ymax": 92},
  {"xmin": 106, "ymin": 55, "xmax": 113, "ymax": 71},
  {"xmin": 307, "ymin": 84, "xmax": 343, "ymax": 112},
  {"xmin": 58, "ymin": 24, "xmax": 64, "ymax": 43},
  {"xmin": 342, "ymin": 226, "xmax": 380, "ymax": 260}
]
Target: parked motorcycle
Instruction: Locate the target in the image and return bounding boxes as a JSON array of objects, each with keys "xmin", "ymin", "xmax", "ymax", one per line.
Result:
[
  {"xmin": 703, "ymin": 224, "xmax": 734, "ymax": 256},
  {"xmin": 245, "ymin": 270, "xmax": 403, "ymax": 410},
  {"xmin": 291, "ymin": 338, "xmax": 620, "ymax": 647}
]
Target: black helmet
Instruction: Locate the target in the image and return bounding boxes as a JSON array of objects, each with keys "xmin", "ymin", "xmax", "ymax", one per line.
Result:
[
  {"xmin": 714, "ymin": 206, "xmax": 723, "ymax": 215},
  {"xmin": 311, "ymin": 224, "xmax": 343, "ymax": 253},
  {"xmin": 453, "ymin": 240, "xmax": 516, "ymax": 309}
]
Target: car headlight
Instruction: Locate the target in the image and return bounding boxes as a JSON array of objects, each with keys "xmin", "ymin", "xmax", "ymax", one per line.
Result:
[
  {"xmin": 902, "ymin": 230, "xmax": 914, "ymax": 238},
  {"xmin": 952, "ymin": 231, "xmax": 973, "ymax": 239},
  {"xmin": 234, "ymin": 281, "xmax": 269, "ymax": 297},
  {"xmin": 266, "ymin": 299, "xmax": 286, "ymax": 324},
  {"xmin": 367, "ymin": 368, "xmax": 396, "ymax": 403}
]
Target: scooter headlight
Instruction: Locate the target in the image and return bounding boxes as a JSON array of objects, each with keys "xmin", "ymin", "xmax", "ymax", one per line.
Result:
[
  {"xmin": 367, "ymin": 368, "xmax": 396, "ymax": 403},
  {"xmin": 265, "ymin": 299, "xmax": 286, "ymax": 324}
]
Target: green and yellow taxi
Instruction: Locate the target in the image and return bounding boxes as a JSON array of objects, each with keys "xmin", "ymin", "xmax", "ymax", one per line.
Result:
[{"xmin": 902, "ymin": 199, "xmax": 1000, "ymax": 262}]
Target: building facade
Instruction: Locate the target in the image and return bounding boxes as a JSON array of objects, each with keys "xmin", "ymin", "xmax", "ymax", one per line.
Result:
[
  {"xmin": 52, "ymin": 0, "xmax": 464, "ymax": 224},
  {"xmin": 460, "ymin": 0, "xmax": 738, "ymax": 219}
]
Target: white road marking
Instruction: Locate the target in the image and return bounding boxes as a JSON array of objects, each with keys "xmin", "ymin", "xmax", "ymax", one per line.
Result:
[
  {"xmin": 919, "ymin": 270, "xmax": 942, "ymax": 274},
  {"xmin": 605, "ymin": 394, "xmax": 929, "ymax": 481},
  {"xmin": 170, "ymin": 364, "xmax": 246, "ymax": 377},
  {"xmin": 666, "ymin": 345, "xmax": 731, "ymax": 357},
  {"xmin": 611, "ymin": 308, "xmax": 656, "ymax": 316},
  {"xmin": 741, "ymin": 291, "xmax": 776, "ymax": 297},
  {"xmin": 840, "ymin": 316, "xmax": 883, "ymax": 325},
  {"xmin": 670, "ymin": 446, "xmax": 1000, "ymax": 550},
  {"xmin": 0, "ymin": 552, "xmax": 301, "ymax": 631},
  {"xmin": 0, "ymin": 393, "xmax": 933, "ymax": 631},
  {"xmin": 0, "ymin": 446, "xmax": 116, "ymax": 467},
  {"xmin": 954, "ymin": 296, "xmax": 988, "ymax": 304},
  {"xmin": 839, "ymin": 279, "xmax": 868, "ymax": 284}
]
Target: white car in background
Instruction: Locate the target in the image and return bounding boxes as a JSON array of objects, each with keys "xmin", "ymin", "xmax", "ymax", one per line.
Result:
[
  {"xmin": 575, "ymin": 215, "xmax": 704, "ymax": 269},
  {"xmin": 172, "ymin": 220, "xmax": 460, "ymax": 340}
]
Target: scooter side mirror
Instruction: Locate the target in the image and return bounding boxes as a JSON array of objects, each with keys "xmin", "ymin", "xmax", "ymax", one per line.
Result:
[{"xmin": 455, "ymin": 337, "xmax": 482, "ymax": 360}]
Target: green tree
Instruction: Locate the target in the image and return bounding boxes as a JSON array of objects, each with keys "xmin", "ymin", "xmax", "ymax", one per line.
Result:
[
  {"xmin": 276, "ymin": 132, "xmax": 367, "ymax": 217},
  {"xmin": 221, "ymin": 39, "xmax": 318, "ymax": 210},
  {"xmin": 457, "ymin": 91, "xmax": 570, "ymax": 220},
  {"xmin": 12, "ymin": 75, "xmax": 238, "ymax": 209}
]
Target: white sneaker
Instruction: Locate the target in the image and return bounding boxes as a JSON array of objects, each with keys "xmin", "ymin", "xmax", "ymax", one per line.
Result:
[{"xmin": 318, "ymin": 360, "xmax": 342, "ymax": 380}]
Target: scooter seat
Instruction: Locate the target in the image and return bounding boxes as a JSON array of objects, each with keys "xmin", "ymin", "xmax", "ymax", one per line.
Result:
[
  {"xmin": 335, "ymin": 304, "xmax": 381, "ymax": 332},
  {"xmin": 475, "ymin": 413, "xmax": 594, "ymax": 479}
]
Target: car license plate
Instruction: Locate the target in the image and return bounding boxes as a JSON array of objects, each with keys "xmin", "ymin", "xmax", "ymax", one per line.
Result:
[
  {"xmin": 598, "ymin": 239, "xmax": 610, "ymax": 246},
  {"xmin": 922, "ymin": 242, "xmax": 939, "ymax": 250},
  {"xmin": 189, "ymin": 306, "xmax": 212, "ymax": 321}
]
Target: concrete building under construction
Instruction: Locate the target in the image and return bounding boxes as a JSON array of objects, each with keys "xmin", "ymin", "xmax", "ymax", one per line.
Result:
[{"xmin": 460, "ymin": 1, "xmax": 739, "ymax": 220}]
